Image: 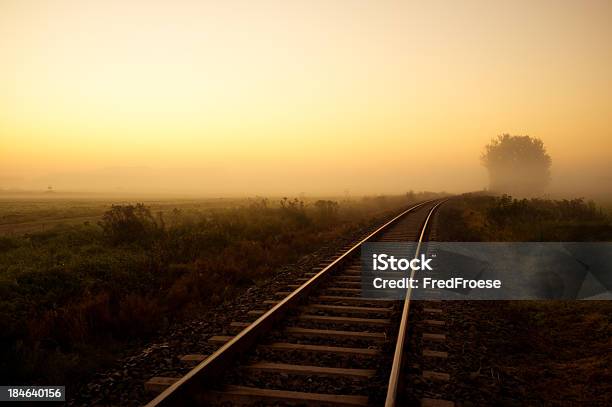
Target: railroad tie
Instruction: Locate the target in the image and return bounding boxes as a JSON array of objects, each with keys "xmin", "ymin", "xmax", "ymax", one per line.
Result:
[
  {"xmin": 285, "ymin": 327, "xmax": 386, "ymax": 342},
  {"xmin": 332, "ymin": 281, "xmax": 362, "ymax": 288},
  {"xmin": 335, "ymin": 276, "xmax": 361, "ymax": 281},
  {"xmin": 422, "ymin": 349, "xmax": 448, "ymax": 358},
  {"xmin": 244, "ymin": 362, "xmax": 375, "ymax": 379},
  {"xmin": 325, "ymin": 287, "xmax": 361, "ymax": 293},
  {"xmin": 208, "ymin": 335, "xmax": 232, "ymax": 345},
  {"xmin": 229, "ymin": 321, "xmax": 250, "ymax": 333},
  {"xmin": 259, "ymin": 342, "xmax": 380, "ymax": 357},
  {"xmin": 422, "ymin": 332, "xmax": 446, "ymax": 342},
  {"xmin": 144, "ymin": 377, "xmax": 179, "ymax": 393},
  {"xmin": 298, "ymin": 314, "xmax": 391, "ymax": 326},
  {"xmin": 179, "ymin": 354, "xmax": 208, "ymax": 364},
  {"xmin": 316, "ymin": 295, "xmax": 394, "ymax": 306},
  {"xmin": 422, "ymin": 370, "xmax": 450, "ymax": 382},
  {"xmin": 202, "ymin": 385, "xmax": 369, "ymax": 406},
  {"xmin": 303, "ymin": 304, "xmax": 393, "ymax": 316},
  {"xmin": 421, "ymin": 398, "xmax": 455, "ymax": 407}
]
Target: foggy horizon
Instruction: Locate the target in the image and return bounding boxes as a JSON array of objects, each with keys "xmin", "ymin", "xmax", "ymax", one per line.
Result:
[
  {"xmin": 2, "ymin": 0, "xmax": 611, "ymax": 199},
  {"xmin": 1, "ymin": 162, "xmax": 610, "ymax": 199}
]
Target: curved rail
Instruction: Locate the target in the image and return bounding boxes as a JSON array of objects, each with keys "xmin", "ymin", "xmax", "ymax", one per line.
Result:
[{"xmin": 384, "ymin": 199, "xmax": 448, "ymax": 407}]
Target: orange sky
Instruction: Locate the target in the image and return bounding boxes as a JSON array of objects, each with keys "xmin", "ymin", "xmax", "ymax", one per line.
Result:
[{"xmin": 1, "ymin": 0, "xmax": 611, "ymax": 196}]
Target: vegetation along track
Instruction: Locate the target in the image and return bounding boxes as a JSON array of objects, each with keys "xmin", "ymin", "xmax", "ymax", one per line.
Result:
[{"xmin": 145, "ymin": 199, "xmax": 448, "ymax": 406}]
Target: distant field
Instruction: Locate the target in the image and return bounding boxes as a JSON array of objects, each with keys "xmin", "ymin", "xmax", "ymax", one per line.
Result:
[
  {"xmin": 3, "ymin": 194, "xmax": 610, "ymax": 236},
  {"xmin": 0, "ymin": 196, "xmax": 264, "ymax": 235},
  {"xmin": 0, "ymin": 215, "xmax": 102, "ymax": 235},
  {"xmin": 0, "ymin": 194, "xmax": 411, "ymax": 236}
]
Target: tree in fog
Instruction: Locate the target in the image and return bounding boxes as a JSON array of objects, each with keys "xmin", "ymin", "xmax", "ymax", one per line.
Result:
[{"xmin": 481, "ymin": 134, "xmax": 551, "ymax": 196}]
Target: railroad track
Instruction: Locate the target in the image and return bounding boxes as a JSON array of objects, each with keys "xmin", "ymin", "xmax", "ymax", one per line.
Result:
[{"xmin": 145, "ymin": 199, "xmax": 448, "ymax": 406}]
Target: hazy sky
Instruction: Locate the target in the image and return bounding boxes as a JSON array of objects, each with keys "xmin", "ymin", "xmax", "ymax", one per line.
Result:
[{"xmin": 1, "ymin": 0, "xmax": 611, "ymax": 196}]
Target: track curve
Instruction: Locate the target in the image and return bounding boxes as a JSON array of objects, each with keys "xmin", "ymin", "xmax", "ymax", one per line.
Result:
[{"xmin": 145, "ymin": 199, "xmax": 447, "ymax": 406}]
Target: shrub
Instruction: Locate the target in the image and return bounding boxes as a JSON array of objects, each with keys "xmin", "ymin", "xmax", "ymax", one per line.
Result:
[{"xmin": 99, "ymin": 204, "xmax": 163, "ymax": 246}]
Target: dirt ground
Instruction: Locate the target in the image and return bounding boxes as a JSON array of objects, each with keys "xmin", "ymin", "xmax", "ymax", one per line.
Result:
[{"xmin": 449, "ymin": 301, "xmax": 611, "ymax": 406}]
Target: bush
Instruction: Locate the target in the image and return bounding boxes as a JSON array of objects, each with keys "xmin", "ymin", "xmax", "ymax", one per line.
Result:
[{"xmin": 99, "ymin": 204, "xmax": 164, "ymax": 246}]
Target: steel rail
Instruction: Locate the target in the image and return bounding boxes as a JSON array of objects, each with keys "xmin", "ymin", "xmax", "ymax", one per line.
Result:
[
  {"xmin": 146, "ymin": 199, "xmax": 437, "ymax": 406},
  {"xmin": 384, "ymin": 199, "xmax": 449, "ymax": 407}
]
